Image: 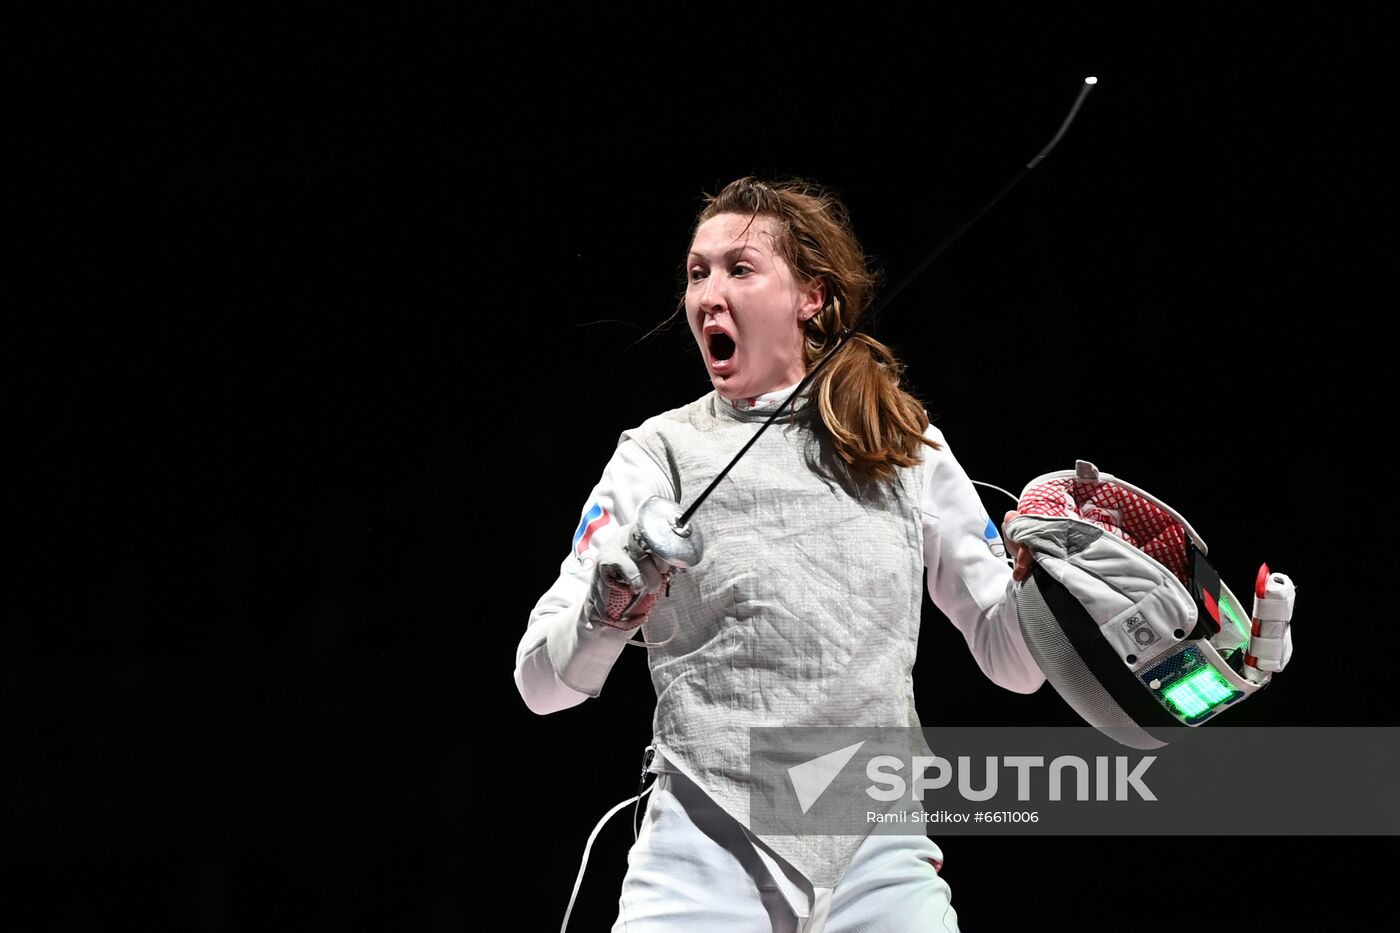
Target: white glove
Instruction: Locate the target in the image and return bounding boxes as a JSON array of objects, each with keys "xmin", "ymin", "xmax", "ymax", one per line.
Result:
[
  {"xmin": 1245, "ymin": 567, "xmax": 1295, "ymax": 682},
  {"xmin": 583, "ymin": 523, "xmax": 668, "ymax": 632}
]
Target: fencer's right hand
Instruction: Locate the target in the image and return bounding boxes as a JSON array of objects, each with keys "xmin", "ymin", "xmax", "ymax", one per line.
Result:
[{"xmin": 584, "ymin": 523, "xmax": 669, "ymax": 632}]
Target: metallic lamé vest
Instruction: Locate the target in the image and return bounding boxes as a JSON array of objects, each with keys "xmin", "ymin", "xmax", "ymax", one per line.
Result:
[{"xmin": 623, "ymin": 392, "xmax": 928, "ymax": 887}]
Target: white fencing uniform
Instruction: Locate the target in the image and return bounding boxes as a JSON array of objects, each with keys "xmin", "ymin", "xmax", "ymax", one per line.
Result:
[{"xmin": 515, "ymin": 385, "xmax": 1042, "ymax": 931}]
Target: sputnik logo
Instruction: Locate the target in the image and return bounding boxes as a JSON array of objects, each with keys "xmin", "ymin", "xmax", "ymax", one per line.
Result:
[{"xmin": 787, "ymin": 742, "xmax": 865, "ymax": 814}]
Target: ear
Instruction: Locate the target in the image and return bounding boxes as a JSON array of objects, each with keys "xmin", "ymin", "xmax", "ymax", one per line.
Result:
[{"xmin": 797, "ymin": 279, "xmax": 825, "ymax": 322}]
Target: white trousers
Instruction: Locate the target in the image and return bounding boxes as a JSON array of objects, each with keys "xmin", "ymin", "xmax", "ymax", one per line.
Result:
[{"xmin": 613, "ymin": 771, "xmax": 960, "ymax": 933}]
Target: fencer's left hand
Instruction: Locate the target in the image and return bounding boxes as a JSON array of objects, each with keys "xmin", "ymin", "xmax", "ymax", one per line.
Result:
[{"xmin": 1004, "ymin": 510, "xmax": 1035, "ymax": 583}]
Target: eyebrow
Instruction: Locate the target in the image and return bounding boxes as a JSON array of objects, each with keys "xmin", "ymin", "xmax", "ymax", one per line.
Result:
[{"xmin": 687, "ymin": 244, "xmax": 765, "ymax": 262}]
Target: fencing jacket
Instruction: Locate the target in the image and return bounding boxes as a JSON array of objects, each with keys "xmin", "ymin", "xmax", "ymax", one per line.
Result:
[{"xmin": 515, "ymin": 385, "xmax": 1043, "ymax": 887}]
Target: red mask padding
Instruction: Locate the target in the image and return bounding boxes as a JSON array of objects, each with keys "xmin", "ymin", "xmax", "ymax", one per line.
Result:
[{"xmin": 1018, "ymin": 478, "xmax": 1191, "ymax": 586}]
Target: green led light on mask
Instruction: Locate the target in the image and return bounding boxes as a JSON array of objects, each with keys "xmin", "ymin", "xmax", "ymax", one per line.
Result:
[{"xmin": 1162, "ymin": 666, "xmax": 1235, "ymax": 719}]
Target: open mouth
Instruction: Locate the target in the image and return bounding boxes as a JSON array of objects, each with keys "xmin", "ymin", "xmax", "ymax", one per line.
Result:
[{"xmin": 708, "ymin": 332, "xmax": 736, "ymax": 362}]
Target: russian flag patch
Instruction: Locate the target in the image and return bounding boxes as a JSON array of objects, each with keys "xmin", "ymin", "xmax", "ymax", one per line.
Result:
[
  {"xmin": 572, "ymin": 502, "xmax": 612, "ymax": 562},
  {"xmin": 983, "ymin": 516, "xmax": 1007, "ymax": 560}
]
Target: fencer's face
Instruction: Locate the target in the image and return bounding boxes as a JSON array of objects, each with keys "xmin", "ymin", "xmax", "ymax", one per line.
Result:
[{"xmin": 685, "ymin": 213, "xmax": 823, "ymax": 401}]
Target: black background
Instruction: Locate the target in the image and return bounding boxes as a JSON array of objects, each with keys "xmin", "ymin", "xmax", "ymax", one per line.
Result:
[{"xmin": 9, "ymin": 10, "xmax": 1395, "ymax": 932}]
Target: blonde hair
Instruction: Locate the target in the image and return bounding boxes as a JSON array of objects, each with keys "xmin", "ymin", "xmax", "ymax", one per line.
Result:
[{"xmin": 693, "ymin": 177, "xmax": 936, "ymax": 481}]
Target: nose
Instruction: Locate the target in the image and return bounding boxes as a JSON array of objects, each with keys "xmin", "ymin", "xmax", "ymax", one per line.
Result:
[{"xmin": 696, "ymin": 275, "xmax": 728, "ymax": 316}]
